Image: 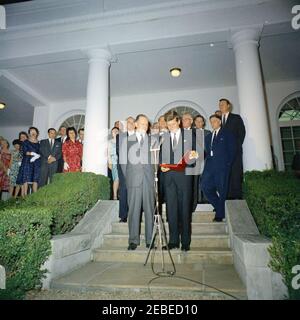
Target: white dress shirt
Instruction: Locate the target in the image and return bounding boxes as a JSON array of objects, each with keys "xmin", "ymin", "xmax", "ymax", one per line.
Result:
[{"xmin": 171, "ymin": 128, "xmax": 181, "ymax": 148}]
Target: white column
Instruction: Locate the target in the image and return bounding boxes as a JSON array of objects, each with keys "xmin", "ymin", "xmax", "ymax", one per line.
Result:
[
  {"xmin": 33, "ymin": 106, "xmax": 49, "ymax": 140},
  {"xmin": 231, "ymin": 28, "xmax": 273, "ymax": 171},
  {"xmin": 82, "ymin": 48, "xmax": 112, "ymax": 175}
]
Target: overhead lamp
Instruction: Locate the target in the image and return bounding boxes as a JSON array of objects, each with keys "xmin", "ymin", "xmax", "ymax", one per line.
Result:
[
  {"xmin": 170, "ymin": 67, "xmax": 181, "ymax": 77},
  {"xmin": 0, "ymin": 102, "xmax": 6, "ymax": 110}
]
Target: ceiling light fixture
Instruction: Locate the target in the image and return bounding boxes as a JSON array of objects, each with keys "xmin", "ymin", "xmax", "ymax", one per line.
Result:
[
  {"xmin": 170, "ymin": 67, "xmax": 181, "ymax": 77},
  {"xmin": 0, "ymin": 102, "xmax": 6, "ymax": 110}
]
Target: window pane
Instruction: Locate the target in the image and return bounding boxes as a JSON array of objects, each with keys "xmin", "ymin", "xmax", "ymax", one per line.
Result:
[
  {"xmin": 283, "ymin": 152, "xmax": 294, "ymax": 164},
  {"xmin": 280, "ymin": 127, "xmax": 292, "ymax": 139},
  {"xmin": 282, "ymin": 139, "xmax": 294, "ymax": 151},
  {"xmin": 292, "ymin": 126, "xmax": 300, "ymax": 138}
]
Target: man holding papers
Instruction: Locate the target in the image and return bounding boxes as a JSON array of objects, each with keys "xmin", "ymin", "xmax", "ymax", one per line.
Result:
[{"xmin": 160, "ymin": 110, "xmax": 198, "ymax": 252}]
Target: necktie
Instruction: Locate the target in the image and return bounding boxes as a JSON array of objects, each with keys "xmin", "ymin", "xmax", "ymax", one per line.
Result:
[
  {"xmin": 140, "ymin": 134, "xmax": 144, "ymax": 147},
  {"xmin": 173, "ymin": 133, "xmax": 178, "ymax": 149},
  {"xmin": 222, "ymin": 115, "xmax": 226, "ymax": 126},
  {"xmin": 50, "ymin": 139, "xmax": 53, "ymax": 149},
  {"xmin": 212, "ymin": 131, "xmax": 217, "ymax": 146}
]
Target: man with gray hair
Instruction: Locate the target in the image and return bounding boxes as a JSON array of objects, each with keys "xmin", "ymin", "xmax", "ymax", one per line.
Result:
[{"xmin": 121, "ymin": 114, "xmax": 155, "ymax": 250}]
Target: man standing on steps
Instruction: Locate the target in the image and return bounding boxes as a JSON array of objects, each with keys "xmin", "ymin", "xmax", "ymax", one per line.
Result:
[
  {"xmin": 160, "ymin": 110, "xmax": 198, "ymax": 252},
  {"xmin": 120, "ymin": 114, "xmax": 155, "ymax": 250},
  {"xmin": 219, "ymin": 98, "xmax": 246, "ymax": 199},
  {"xmin": 201, "ymin": 114, "xmax": 236, "ymax": 222}
]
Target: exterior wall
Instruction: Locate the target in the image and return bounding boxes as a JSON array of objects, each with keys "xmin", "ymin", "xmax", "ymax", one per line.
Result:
[
  {"xmin": 0, "ymin": 125, "xmax": 29, "ymax": 145},
  {"xmin": 110, "ymin": 86, "xmax": 240, "ymax": 130},
  {"xmin": 265, "ymin": 80, "xmax": 300, "ymax": 171},
  {"xmin": 30, "ymin": 79, "xmax": 300, "ymax": 172}
]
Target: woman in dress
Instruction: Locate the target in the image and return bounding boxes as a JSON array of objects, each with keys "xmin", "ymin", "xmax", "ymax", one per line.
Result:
[
  {"xmin": 9, "ymin": 139, "xmax": 22, "ymax": 198},
  {"xmin": 18, "ymin": 127, "xmax": 41, "ymax": 197},
  {"xmin": 0, "ymin": 139, "xmax": 12, "ymax": 196},
  {"xmin": 108, "ymin": 127, "xmax": 119, "ymax": 200},
  {"xmin": 62, "ymin": 127, "xmax": 83, "ymax": 172}
]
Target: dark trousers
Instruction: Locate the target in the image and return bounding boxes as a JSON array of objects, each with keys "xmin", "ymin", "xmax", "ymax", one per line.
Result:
[
  {"xmin": 201, "ymin": 167, "xmax": 230, "ymax": 219},
  {"xmin": 158, "ymin": 170, "xmax": 165, "ymax": 215},
  {"xmin": 39, "ymin": 163, "xmax": 57, "ymax": 187},
  {"xmin": 227, "ymin": 152, "xmax": 243, "ymax": 199},
  {"xmin": 192, "ymin": 175, "xmax": 199, "ymax": 212},
  {"xmin": 118, "ymin": 166, "xmax": 128, "ymax": 220},
  {"xmin": 164, "ymin": 171, "xmax": 193, "ymax": 247},
  {"xmin": 56, "ymin": 158, "xmax": 64, "ymax": 173}
]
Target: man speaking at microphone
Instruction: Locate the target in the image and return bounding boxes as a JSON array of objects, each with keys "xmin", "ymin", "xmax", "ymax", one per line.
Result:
[
  {"xmin": 121, "ymin": 114, "xmax": 155, "ymax": 250},
  {"xmin": 160, "ymin": 110, "xmax": 198, "ymax": 252}
]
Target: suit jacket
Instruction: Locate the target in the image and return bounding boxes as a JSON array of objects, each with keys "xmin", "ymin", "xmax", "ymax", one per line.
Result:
[
  {"xmin": 160, "ymin": 128, "xmax": 196, "ymax": 168},
  {"xmin": 120, "ymin": 133, "xmax": 154, "ymax": 188},
  {"xmin": 40, "ymin": 139, "xmax": 62, "ymax": 168},
  {"xmin": 204, "ymin": 128, "xmax": 236, "ymax": 172},
  {"xmin": 222, "ymin": 113, "xmax": 245, "ymax": 153}
]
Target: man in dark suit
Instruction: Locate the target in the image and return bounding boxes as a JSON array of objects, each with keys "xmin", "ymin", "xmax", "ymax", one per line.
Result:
[
  {"xmin": 160, "ymin": 111, "xmax": 198, "ymax": 252},
  {"xmin": 55, "ymin": 125, "xmax": 67, "ymax": 173},
  {"xmin": 120, "ymin": 114, "xmax": 155, "ymax": 250},
  {"xmin": 201, "ymin": 114, "xmax": 236, "ymax": 222},
  {"xmin": 193, "ymin": 114, "xmax": 211, "ymax": 204},
  {"xmin": 219, "ymin": 98, "xmax": 246, "ymax": 199},
  {"xmin": 39, "ymin": 128, "xmax": 62, "ymax": 187},
  {"xmin": 117, "ymin": 117, "xmax": 135, "ymax": 223}
]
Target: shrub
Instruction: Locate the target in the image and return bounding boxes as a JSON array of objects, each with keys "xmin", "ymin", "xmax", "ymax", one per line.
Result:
[
  {"xmin": 24, "ymin": 172, "xmax": 110, "ymax": 235},
  {"xmin": 0, "ymin": 172, "xmax": 110, "ymax": 299},
  {"xmin": 0, "ymin": 207, "xmax": 52, "ymax": 299},
  {"xmin": 244, "ymin": 170, "xmax": 300, "ymax": 300}
]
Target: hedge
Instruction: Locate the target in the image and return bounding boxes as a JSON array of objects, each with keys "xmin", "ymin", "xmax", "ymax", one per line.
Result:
[
  {"xmin": 244, "ymin": 170, "xmax": 300, "ymax": 300},
  {"xmin": 24, "ymin": 172, "xmax": 110, "ymax": 235},
  {"xmin": 0, "ymin": 172, "xmax": 110, "ymax": 299},
  {"xmin": 0, "ymin": 207, "xmax": 52, "ymax": 299}
]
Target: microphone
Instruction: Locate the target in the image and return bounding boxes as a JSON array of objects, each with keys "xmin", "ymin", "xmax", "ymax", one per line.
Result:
[{"xmin": 150, "ymin": 136, "xmax": 164, "ymax": 152}]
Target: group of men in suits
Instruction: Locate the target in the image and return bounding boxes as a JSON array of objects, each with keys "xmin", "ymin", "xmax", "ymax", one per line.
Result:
[{"xmin": 117, "ymin": 98, "xmax": 246, "ymax": 252}]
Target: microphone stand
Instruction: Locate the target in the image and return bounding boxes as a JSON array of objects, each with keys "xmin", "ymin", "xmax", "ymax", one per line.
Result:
[{"xmin": 144, "ymin": 139, "xmax": 175, "ymax": 276}]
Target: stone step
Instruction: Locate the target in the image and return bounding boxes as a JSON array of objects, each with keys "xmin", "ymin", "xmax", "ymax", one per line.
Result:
[
  {"xmin": 51, "ymin": 261, "xmax": 247, "ymax": 300},
  {"xmin": 103, "ymin": 233, "xmax": 230, "ymax": 248},
  {"xmin": 142, "ymin": 211, "xmax": 216, "ymax": 223},
  {"xmin": 112, "ymin": 221, "xmax": 227, "ymax": 235},
  {"xmin": 92, "ymin": 246, "xmax": 233, "ymax": 265}
]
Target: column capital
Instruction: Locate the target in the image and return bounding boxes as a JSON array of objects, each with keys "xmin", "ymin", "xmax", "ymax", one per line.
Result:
[
  {"xmin": 84, "ymin": 47, "xmax": 116, "ymax": 64},
  {"xmin": 229, "ymin": 25, "xmax": 263, "ymax": 50}
]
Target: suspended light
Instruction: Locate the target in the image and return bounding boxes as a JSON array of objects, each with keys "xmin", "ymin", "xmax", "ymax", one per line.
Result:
[
  {"xmin": 170, "ymin": 67, "xmax": 181, "ymax": 77},
  {"xmin": 0, "ymin": 102, "xmax": 6, "ymax": 110}
]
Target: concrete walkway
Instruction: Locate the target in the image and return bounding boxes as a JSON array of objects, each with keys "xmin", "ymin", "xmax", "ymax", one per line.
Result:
[{"xmin": 37, "ymin": 260, "xmax": 247, "ymax": 300}]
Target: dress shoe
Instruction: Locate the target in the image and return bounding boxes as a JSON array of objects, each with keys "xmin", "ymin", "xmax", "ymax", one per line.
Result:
[
  {"xmin": 146, "ymin": 243, "xmax": 155, "ymax": 249},
  {"xmin": 119, "ymin": 218, "xmax": 127, "ymax": 223},
  {"xmin": 168, "ymin": 243, "xmax": 179, "ymax": 250},
  {"xmin": 127, "ymin": 243, "xmax": 137, "ymax": 250},
  {"xmin": 213, "ymin": 217, "xmax": 223, "ymax": 222},
  {"xmin": 181, "ymin": 245, "xmax": 190, "ymax": 252}
]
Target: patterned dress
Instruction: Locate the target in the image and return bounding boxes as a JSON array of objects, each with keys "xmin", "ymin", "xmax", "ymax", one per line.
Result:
[
  {"xmin": 62, "ymin": 140, "xmax": 83, "ymax": 172},
  {"xmin": 18, "ymin": 140, "xmax": 41, "ymax": 184},
  {"xmin": 108, "ymin": 139, "xmax": 119, "ymax": 181},
  {"xmin": 9, "ymin": 149, "xmax": 22, "ymax": 186},
  {"xmin": 0, "ymin": 151, "xmax": 12, "ymax": 191}
]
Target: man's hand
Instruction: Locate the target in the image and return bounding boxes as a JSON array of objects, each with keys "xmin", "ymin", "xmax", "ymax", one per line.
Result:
[
  {"xmin": 160, "ymin": 165, "xmax": 170, "ymax": 172},
  {"xmin": 48, "ymin": 156, "xmax": 56, "ymax": 164},
  {"xmin": 188, "ymin": 150, "xmax": 199, "ymax": 160}
]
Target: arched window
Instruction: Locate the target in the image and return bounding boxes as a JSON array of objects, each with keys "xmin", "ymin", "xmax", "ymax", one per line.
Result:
[
  {"xmin": 279, "ymin": 95, "xmax": 300, "ymax": 171},
  {"xmin": 60, "ymin": 114, "xmax": 85, "ymax": 132},
  {"xmin": 155, "ymin": 100, "xmax": 207, "ymax": 126}
]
